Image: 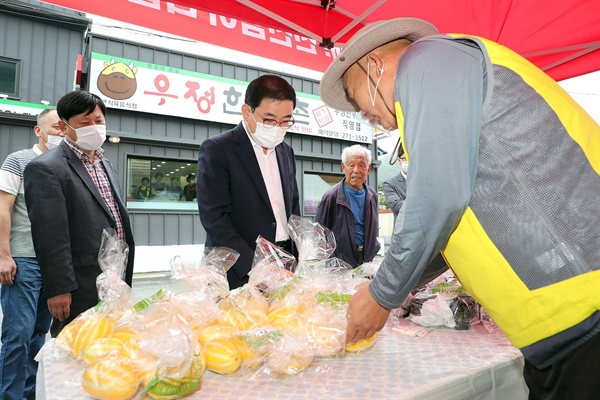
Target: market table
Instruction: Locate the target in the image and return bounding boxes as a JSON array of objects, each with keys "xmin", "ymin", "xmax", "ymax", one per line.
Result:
[{"xmin": 37, "ymin": 322, "xmax": 528, "ymax": 400}]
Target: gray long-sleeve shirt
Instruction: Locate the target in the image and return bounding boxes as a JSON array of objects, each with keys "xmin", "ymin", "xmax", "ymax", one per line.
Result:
[{"xmin": 370, "ymin": 38, "xmax": 483, "ymax": 309}]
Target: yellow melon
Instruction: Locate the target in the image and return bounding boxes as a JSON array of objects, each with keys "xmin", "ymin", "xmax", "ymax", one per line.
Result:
[
  {"xmin": 345, "ymin": 332, "xmax": 379, "ymax": 353},
  {"xmin": 82, "ymin": 338, "xmax": 125, "ymax": 366},
  {"xmin": 111, "ymin": 328, "xmax": 139, "ymax": 345},
  {"xmin": 198, "ymin": 324, "xmax": 237, "ymax": 346},
  {"xmin": 229, "ymin": 336, "xmax": 264, "ymax": 370},
  {"xmin": 120, "ymin": 339, "xmax": 160, "ymax": 381},
  {"xmin": 145, "ymin": 347, "xmax": 205, "ymax": 400},
  {"xmin": 267, "ymin": 306, "xmax": 305, "ymax": 333},
  {"xmin": 55, "ymin": 319, "xmax": 85, "ymax": 354},
  {"xmin": 73, "ymin": 316, "xmax": 115, "ymax": 359},
  {"xmin": 81, "ymin": 356, "xmax": 140, "ymax": 400},
  {"xmin": 203, "ymin": 338, "xmax": 241, "ymax": 374},
  {"xmin": 305, "ymin": 320, "xmax": 345, "ymax": 358},
  {"xmin": 267, "ymin": 351, "xmax": 313, "ymax": 375},
  {"xmin": 218, "ymin": 307, "xmax": 255, "ymax": 331}
]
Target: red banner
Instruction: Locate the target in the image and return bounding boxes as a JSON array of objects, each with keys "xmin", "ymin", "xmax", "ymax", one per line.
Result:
[{"xmin": 42, "ymin": 0, "xmax": 339, "ymax": 73}]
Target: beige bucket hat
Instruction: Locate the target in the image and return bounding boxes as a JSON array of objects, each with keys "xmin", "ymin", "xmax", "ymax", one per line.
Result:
[{"xmin": 319, "ymin": 18, "xmax": 438, "ymax": 112}]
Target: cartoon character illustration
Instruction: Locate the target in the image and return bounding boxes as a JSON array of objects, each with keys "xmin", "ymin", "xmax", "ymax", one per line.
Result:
[{"xmin": 97, "ymin": 59, "xmax": 138, "ymax": 100}]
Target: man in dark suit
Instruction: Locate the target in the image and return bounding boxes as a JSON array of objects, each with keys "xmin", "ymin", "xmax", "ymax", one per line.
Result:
[
  {"xmin": 382, "ymin": 142, "xmax": 408, "ymax": 229},
  {"xmin": 24, "ymin": 91, "xmax": 135, "ymax": 337},
  {"xmin": 197, "ymin": 75, "xmax": 300, "ymax": 289}
]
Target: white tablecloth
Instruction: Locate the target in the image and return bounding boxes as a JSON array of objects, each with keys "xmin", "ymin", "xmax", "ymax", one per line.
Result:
[{"xmin": 37, "ymin": 323, "xmax": 528, "ymax": 399}]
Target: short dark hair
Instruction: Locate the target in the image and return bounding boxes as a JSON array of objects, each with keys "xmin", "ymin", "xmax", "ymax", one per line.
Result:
[
  {"xmin": 186, "ymin": 173, "xmax": 195, "ymax": 183},
  {"xmin": 141, "ymin": 177, "xmax": 150, "ymax": 184},
  {"xmin": 244, "ymin": 74, "xmax": 296, "ymax": 110},
  {"xmin": 155, "ymin": 172, "xmax": 163, "ymax": 179},
  {"xmin": 57, "ymin": 90, "xmax": 106, "ymax": 122}
]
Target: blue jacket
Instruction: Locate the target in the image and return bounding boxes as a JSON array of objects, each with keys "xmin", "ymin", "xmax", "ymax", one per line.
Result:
[{"xmin": 315, "ymin": 179, "xmax": 380, "ymax": 267}]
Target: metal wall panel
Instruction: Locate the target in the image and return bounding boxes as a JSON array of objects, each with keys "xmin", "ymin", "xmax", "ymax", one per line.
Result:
[{"xmin": 0, "ymin": 6, "xmax": 86, "ymax": 104}]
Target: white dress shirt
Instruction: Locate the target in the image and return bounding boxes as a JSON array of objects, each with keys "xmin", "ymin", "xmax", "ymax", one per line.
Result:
[{"xmin": 243, "ymin": 123, "xmax": 289, "ymax": 241}]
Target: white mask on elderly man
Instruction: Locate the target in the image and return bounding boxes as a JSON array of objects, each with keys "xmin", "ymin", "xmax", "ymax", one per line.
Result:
[
  {"xmin": 248, "ymin": 113, "xmax": 287, "ymax": 149},
  {"xmin": 401, "ymin": 161, "xmax": 410, "ymax": 175}
]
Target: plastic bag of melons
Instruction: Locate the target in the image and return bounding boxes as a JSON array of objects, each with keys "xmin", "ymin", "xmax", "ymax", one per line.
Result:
[
  {"xmin": 287, "ymin": 215, "xmax": 336, "ymax": 265},
  {"xmin": 170, "ymin": 246, "xmax": 239, "ymax": 302},
  {"xmin": 114, "ymin": 289, "xmax": 205, "ymax": 399},
  {"xmin": 235, "ymin": 328, "xmax": 314, "ymax": 379},
  {"xmin": 248, "ymin": 235, "xmax": 297, "ymax": 294},
  {"xmin": 55, "ymin": 229, "xmax": 134, "ymax": 362}
]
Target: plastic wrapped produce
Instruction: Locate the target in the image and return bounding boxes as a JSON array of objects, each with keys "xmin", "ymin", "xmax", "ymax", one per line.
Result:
[
  {"xmin": 287, "ymin": 215, "xmax": 336, "ymax": 262},
  {"xmin": 170, "ymin": 247, "xmax": 239, "ymax": 302},
  {"xmin": 248, "ymin": 235, "xmax": 296, "ymax": 294}
]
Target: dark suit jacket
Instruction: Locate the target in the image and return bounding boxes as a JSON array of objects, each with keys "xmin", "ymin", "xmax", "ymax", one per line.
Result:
[
  {"xmin": 382, "ymin": 172, "xmax": 407, "ymax": 226},
  {"xmin": 197, "ymin": 122, "xmax": 300, "ymax": 289},
  {"xmin": 24, "ymin": 141, "xmax": 135, "ymax": 334}
]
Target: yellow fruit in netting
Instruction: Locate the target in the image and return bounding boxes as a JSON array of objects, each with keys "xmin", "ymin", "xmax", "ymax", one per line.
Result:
[
  {"xmin": 203, "ymin": 338, "xmax": 242, "ymax": 374},
  {"xmin": 73, "ymin": 316, "xmax": 115, "ymax": 359},
  {"xmin": 345, "ymin": 332, "xmax": 379, "ymax": 353},
  {"xmin": 267, "ymin": 351, "xmax": 313, "ymax": 375},
  {"xmin": 56, "ymin": 319, "xmax": 84, "ymax": 354},
  {"xmin": 81, "ymin": 355, "xmax": 140, "ymax": 400},
  {"xmin": 198, "ymin": 324, "xmax": 237, "ymax": 345},
  {"xmin": 82, "ymin": 338, "xmax": 125, "ymax": 366}
]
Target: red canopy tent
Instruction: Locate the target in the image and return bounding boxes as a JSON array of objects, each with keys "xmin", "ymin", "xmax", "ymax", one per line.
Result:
[{"xmin": 168, "ymin": 0, "xmax": 600, "ymax": 82}]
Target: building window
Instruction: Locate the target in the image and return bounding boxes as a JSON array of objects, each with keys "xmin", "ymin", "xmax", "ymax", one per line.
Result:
[
  {"xmin": 0, "ymin": 57, "xmax": 21, "ymax": 99},
  {"xmin": 303, "ymin": 172, "xmax": 343, "ymax": 215},
  {"xmin": 127, "ymin": 157, "xmax": 198, "ymax": 211}
]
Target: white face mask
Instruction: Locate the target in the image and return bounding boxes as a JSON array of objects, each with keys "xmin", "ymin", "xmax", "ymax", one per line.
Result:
[
  {"xmin": 65, "ymin": 121, "xmax": 106, "ymax": 150},
  {"xmin": 401, "ymin": 161, "xmax": 409, "ymax": 175},
  {"xmin": 41, "ymin": 129, "xmax": 63, "ymax": 150},
  {"xmin": 248, "ymin": 113, "xmax": 287, "ymax": 149}
]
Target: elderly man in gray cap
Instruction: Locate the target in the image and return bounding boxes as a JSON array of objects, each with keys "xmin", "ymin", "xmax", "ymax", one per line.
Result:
[{"xmin": 319, "ymin": 17, "xmax": 600, "ymax": 399}]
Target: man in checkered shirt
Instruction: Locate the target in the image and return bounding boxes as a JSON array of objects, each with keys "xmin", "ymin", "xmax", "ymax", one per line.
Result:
[{"xmin": 24, "ymin": 91, "xmax": 135, "ymax": 337}]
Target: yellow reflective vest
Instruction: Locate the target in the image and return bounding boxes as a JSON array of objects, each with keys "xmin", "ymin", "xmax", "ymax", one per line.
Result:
[{"xmin": 392, "ymin": 34, "xmax": 600, "ymax": 364}]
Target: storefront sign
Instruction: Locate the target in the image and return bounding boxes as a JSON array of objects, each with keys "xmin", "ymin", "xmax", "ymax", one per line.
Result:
[{"xmin": 89, "ymin": 52, "xmax": 372, "ymax": 143}]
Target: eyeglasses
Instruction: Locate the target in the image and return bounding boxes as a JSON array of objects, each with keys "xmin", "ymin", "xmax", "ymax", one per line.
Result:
[{"xmin": 253, "ymin": 111, "xmax": 295, "ymax": 129}]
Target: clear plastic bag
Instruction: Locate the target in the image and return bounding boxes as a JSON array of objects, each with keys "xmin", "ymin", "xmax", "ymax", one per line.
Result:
[
  {"xmin": 170, "ymin": 246, "xmax": 239, "ymax": 302},
  {"xmin": 248, "ymin": 235, "xmax": 296, "ymax": 294},
  {"xmin": 287, "ymin": 215, "xmax": 336, "ymax": 263}
]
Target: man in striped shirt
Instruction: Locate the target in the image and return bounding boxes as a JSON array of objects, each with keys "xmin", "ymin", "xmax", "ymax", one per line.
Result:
[{"xmin": 0, "ymin": 108, "xmax": 62, "ymax": 400}]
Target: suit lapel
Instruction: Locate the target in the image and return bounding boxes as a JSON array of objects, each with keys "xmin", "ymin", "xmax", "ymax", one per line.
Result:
[{"xmin": 233, "ymin": 124, "xmax": 272, "ymax": 210}]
